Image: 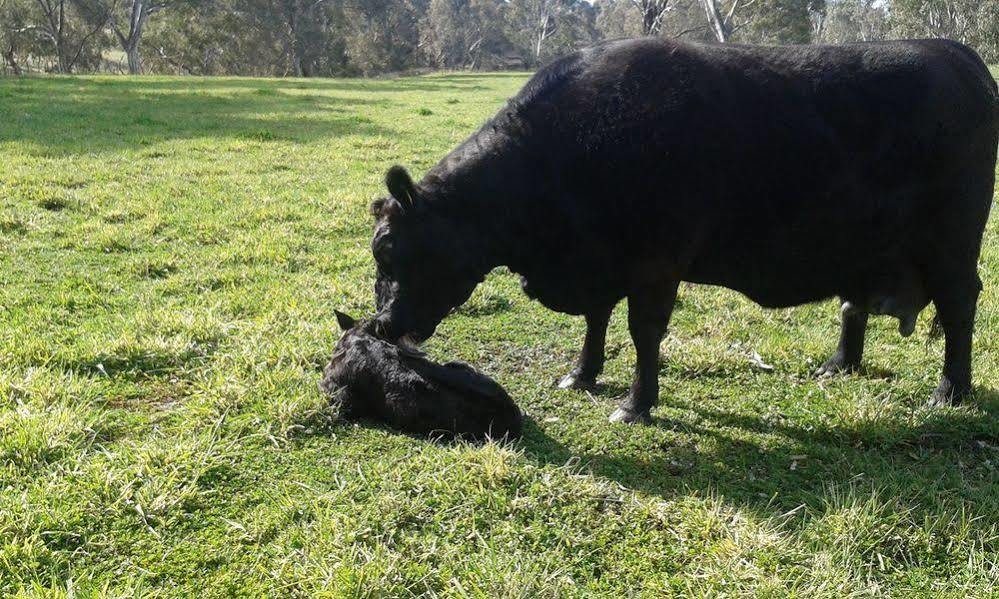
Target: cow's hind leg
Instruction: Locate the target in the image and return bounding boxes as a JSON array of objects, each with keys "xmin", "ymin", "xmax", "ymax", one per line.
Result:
[
  {"xmin": 814, "ymin": 300, "xmax": 868, "ymax": 377},
  {"xmin": 928, "ymin": 272, "xmax": 981, "ymax": 406},
  {"xmin": 559, "ymin": 305, "xmax": 614, "ymax": 391},
  {"xmin": 610, "ymin": 282, "xmax": 679, "ymax": 424}
]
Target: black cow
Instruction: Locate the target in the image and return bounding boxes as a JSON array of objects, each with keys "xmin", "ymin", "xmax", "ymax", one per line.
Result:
[{"xmin": 368, "ymin": 38, "xmax": 998, "ymax": 423}]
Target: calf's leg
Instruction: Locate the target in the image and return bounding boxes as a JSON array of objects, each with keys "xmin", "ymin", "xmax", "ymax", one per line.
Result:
[
  {"xmin": 559, "ymin": 305, "xmax": 614, "ymax": 391},
  {"xmin": 814, "ymin": 300, "xmax": 868, "ymax": 376},
  {"xmin": 928, "ymin": 274, "xmax": 981, "ymax": 406},
  {"xmin": 610, "ymin": 282, "xmax": 678, "ymax": 424}
]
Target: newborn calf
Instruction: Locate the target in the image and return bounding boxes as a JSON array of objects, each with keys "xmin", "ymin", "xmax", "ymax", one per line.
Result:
[{"xmin": 320, "ymin": 311, "xmax": 522, "ymax": 440}]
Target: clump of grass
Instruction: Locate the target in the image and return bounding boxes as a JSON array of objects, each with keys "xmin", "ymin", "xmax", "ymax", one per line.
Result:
[
  {"xmin": 244, "ymin": 129, "xmax": 277, "ymax": 141},
  {"xmin": 0, "ymin": 215, "xmax": 28, "ymax": 234},
  {"xmin": 133, "ymin": 114, "xmax": 162, "ymax": 126},
  {"xmin": 88, "ymin": 230, "xmax": 137, "ymax": 253},
  {"xmin": 22, "ymin": 186, "xmax": 70, "ymax": 211},
  {"xmin": 417, "ymin": 107, "xmax": 433, "ymax": 116},
  {"xmin": 132, "ymin": 258, "xmax": 180, "ymax": 279}
]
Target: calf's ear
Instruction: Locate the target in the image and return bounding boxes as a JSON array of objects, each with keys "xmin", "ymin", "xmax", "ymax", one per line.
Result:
[
  {"xmin": 385, "ymin": 165, "xmax": 418, "ymax": 210},
  {"xmin": 334, "ymin": 309, "xmax": 357, "ymax": 331}
]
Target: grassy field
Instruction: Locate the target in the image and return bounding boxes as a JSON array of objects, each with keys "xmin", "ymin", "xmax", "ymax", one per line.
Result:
[{"xmin": 0, "ymin": 71, "xmax": 996, "ymax": 597}]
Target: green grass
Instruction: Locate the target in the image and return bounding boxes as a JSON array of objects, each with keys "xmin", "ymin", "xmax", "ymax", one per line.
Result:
[{"xmin": 0, "ymin": 72, "xmax": 997, "ymax": 597}]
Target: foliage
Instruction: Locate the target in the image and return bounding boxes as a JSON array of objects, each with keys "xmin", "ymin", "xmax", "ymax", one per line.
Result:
[
  {"xmin": 816, "ymin": 0, "xmax": 891, "ymax": 43},
  {"xmin": 0, "ymin": 0, "xmax": 112, "ymax": 73},
  {"xmin": 2, "ymin": 0, "xmax": 996, "ymax": 75},
  {"xmin": 889, "ymin": 0, "xmax": 999, "ymax": 64},
  {"xmin": 503, "ymin": 0, "xmax": 599, "ymax": 67},
  {"xmin": 0, "ymin": 73, "xmax": 997, "ymax": 595},
  {"xmin": 421, "ymin": 0, "xmax": 510, "ymax": 70},
  {"xmin": 738, "ymin": 0, "xmax": 822, "ymax": 44}
]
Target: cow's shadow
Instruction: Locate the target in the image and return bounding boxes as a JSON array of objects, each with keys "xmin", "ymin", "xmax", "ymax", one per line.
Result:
[{"xmin": 519, "ymin": 385, "xmax": 999, "ymax": 522}]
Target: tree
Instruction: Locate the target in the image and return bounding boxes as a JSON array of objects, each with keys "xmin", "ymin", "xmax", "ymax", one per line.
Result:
[
  {"xmin": 739, "ymin": 0, "xmax": 822, "ymax": 43},
  {"xmin": 4, "ymin": 0, "xmax": 997, "ymax": 77},
  {"xmin": 421, "ymin": 0, "xmax": 509, "ymax": 70},
  {"xmin": 594, "ymin": 0, "xmax": 643, "ymax": 39},
  {"xmin": 630, "ymin": 0, "xmax": 679, "ymax": 35},
  {"xmin": 505, "ymin": 0, "xmax": 597, "ymax": 66},
  {"xmin": 267, "ymin": 0, "xmax": 335, "ymax": 77},
  {"xmin": 699, "ymin": 0, "xmax": 740, "ymax": 41},
  {"xmin": 421, "ymin": 0, "xmax": 473, "ymax": 68},
  {"xmin": 146, "ymin": 0, "xmax": 265, "ymax": 75},
  {"xmin": 342, "ymin": 0, "xmax": 421, "ymax": 75},
  {"xmin": 0, "ymin": 0, "xmax": 29, "ymax": 73},
  {"xmin": 33, "ymin": 0, "xmax": 109, "ymax": 72},
  {"xmin": 109, "ymin": 0, "xmax": 166, "ymax": 74},
  {"xmin": 70, "ymin": 0, "xmax": 169, "ymax": 74},
  {"xmin": 818, "ymin": 0, "xmax": 887, "ymax": 43},
  {"xmin": 890, "ymin": 0, "xmax": 999, "ymax": 62}
]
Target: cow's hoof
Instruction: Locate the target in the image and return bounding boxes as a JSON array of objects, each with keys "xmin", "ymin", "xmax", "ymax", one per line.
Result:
[
  {"xmin": 609, "ymin": 407, "xmax": 650, "ymax": 425},
  {"xmin": 926, "ymin": 391, "xmax": 954, "ymax": 408},
  {"xmin": 813, "ymin": 356, "xmax": 860, "ymax": 378},
  {"xmin": 557, "ymin": 371, "xmax": 597, "ymax": 392},
  {"xmin": 927, "ymin": 379, "xmax": 968, "ymax": 408}
]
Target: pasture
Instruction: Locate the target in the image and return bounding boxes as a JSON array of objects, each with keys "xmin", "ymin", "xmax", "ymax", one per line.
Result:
[{"xmin": 0, "ymin": 72, "xmax": 997, "ymax": 596}]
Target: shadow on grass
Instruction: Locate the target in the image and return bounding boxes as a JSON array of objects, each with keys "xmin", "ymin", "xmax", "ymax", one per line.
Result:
[
  {"xmin": 520, "ymin": 386, "xmax": 999, "ymax": 521},
  {"xmin": 53, "ymin": 340, "xmax": 219, "ymax": 381},
  {"xmin": 0, "ymin": 77, "xmax": 396, "ymax": 155}
]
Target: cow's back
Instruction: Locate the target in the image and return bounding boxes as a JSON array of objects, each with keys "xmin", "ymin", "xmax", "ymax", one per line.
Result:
[{"xmin": 502, "ymin": 38, "xmax": 996, "ymax": 309}]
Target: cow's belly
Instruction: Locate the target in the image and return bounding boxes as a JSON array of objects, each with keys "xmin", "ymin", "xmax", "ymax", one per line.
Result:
[
  {"xmin": 516, "ymin": 268, "xmax": 625, "ymax": 315},
  {"xmin": 685, "ymin": 220, "xmax": 923, "ymax": 310}
]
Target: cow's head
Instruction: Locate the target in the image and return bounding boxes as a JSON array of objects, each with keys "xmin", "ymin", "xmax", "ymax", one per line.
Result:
[{"xmin": 368, "ymin": 165, "xmax": 484, "ymax": 344}]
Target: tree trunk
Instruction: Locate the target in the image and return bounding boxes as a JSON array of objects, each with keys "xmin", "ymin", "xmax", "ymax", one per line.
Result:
[
  {"xmin": 126, "ymin": 42, "xmax": 140, "ymax": 74},
  {"xmin": 3, "ymin": 45, "xmax": 22, "ymax": 75},
  {"xmin": 642, "ymin": 4, "xmax": 656, "ymax": 35},
  {"xmin": 700, "ymin": 0, "xmax": 731, "ymax": 42},
  {"xmin": 39, "ymin": 0, "xmax": 70, "ymax": 72},
  {"xmin": 535, "ymin": 11, "xmax": 556, "ymax": 61},
  {"xmin": 109, "ymin": 0, "xmax": 152, "ymax": 74},
  {"xmin": 285, "ymin": 1, "xmax": 305, "ymax": 77},
  {"xmin": 57, "ymin": 0, "xmax": 68, "ymax": 72}
]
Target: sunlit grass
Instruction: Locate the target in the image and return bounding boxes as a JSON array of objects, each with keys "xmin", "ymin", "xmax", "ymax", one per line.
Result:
[{"xmin": 0, "ymin": 72, "xmax": 996, "ymax": 596}]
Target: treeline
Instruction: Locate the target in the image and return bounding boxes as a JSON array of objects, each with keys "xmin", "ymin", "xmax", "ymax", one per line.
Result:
[{"xmin": 1, "ymin": 0, "xmax": 996, "ymax": 77}]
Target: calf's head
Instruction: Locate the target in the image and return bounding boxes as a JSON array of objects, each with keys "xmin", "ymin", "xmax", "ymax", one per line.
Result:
[{"xmin": 369, "ymin": 165, "xmax": 485, "ymax": 344}]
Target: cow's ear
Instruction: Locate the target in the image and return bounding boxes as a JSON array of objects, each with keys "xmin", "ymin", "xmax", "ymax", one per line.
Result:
[
  {"xmin": 334, "ymin": 309, "xmax": 357, "ymax": 331},
  {"xmin": 385, "ymin": 165, "xmax": 418, "ymax": 210}
]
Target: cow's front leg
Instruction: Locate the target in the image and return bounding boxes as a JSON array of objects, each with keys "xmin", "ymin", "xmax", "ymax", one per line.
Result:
[
  {"xmin": 610, "ymin": 283, "xmax": 678, "ymax": 424},
  {"xmin": 814, "ymin": 300, "xmax": 868, "ymax": 376},
  {"xmin": 558, "ymin": 305, "xmax": 614, "ymax": 391}
]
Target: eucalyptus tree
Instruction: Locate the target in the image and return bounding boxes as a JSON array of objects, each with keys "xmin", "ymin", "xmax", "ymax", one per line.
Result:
[
  {"xmin": 504, "ymin": 0, "xmax": 597, "ymax": 66},
  {"xmin": 32, "ymin": 0, "xmax": 110, "ymax": 72}
]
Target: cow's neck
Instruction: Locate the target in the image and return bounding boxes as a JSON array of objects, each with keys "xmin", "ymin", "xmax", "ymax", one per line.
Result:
[{"xmin": 421, "ymin": 127, "xmax": 540, "ymax": 276}]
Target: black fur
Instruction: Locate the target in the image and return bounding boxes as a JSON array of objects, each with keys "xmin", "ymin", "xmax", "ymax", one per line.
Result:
[
  {"xmin": 320, "ymin": 314, "xmax": 522, "ymax": 440},
  {"xmin": 368, "ymin": 38, "xmax": 998, "ymax": 420}
]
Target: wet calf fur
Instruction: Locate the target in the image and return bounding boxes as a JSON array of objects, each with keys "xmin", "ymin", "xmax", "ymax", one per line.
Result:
[{"xmin": 320, "ymin": 311, "xmax": 522, "ymax": 440}]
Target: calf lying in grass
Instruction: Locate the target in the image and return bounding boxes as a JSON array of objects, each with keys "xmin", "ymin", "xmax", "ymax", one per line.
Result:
[{"xmin": 320, "ymin": 310, "xmax": 522, "ymax": 441}]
